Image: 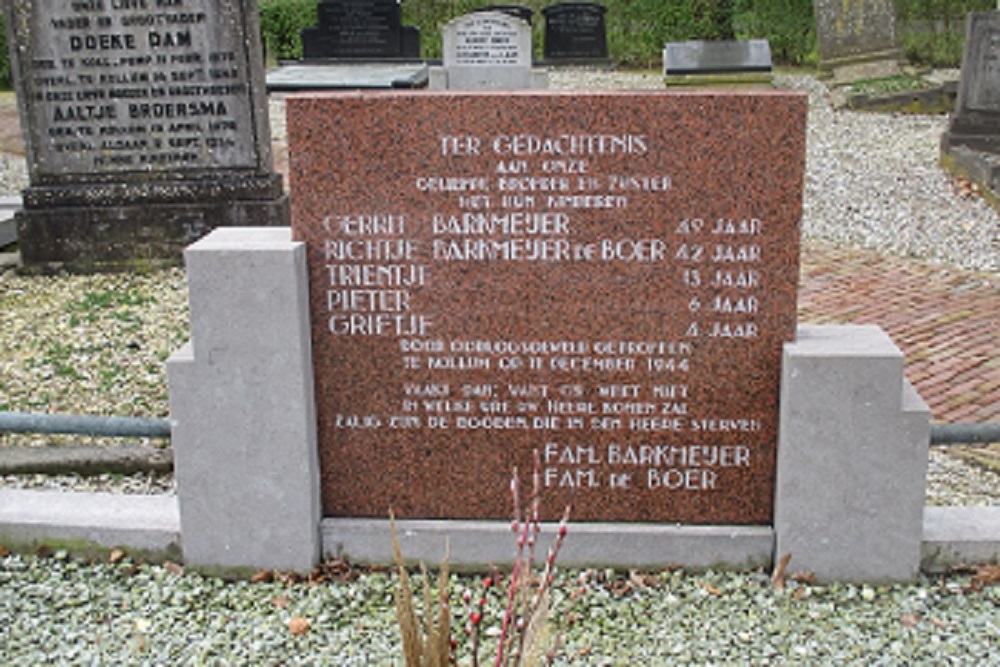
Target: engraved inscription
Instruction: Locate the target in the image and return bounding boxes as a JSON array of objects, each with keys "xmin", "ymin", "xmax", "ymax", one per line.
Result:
[
  {"xmin": 290, "ymin": 94, "xmax": 807, "ymax": 523},
  {"xmin": 12, "ymin": 0, "xmax": 257, "ymax": 174}
]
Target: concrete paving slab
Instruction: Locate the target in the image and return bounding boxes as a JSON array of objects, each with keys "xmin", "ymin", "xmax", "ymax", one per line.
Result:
[
  {"xmin": 922, "ymin": 506, "xmax": 1000, "ymax": 570},
  {"xmin": 0, "ymin": 489, "xmax": 180, "ymax": 557}
]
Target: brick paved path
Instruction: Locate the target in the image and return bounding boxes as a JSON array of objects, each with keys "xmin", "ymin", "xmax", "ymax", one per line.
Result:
[{"xmin": 799, "ymin": 240, "xmax": 999, "ymax": 423}]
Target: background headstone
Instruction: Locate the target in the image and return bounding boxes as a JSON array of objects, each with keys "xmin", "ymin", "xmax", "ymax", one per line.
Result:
[
  {"xmin": 813, "ymin": 0, "xmax": 901, "ymax": 79},
  {"xmin": 942, "ymin": 12, "xmax": 1000, "ymax": 154},
  {"xmin": 301, "ymin": 0, "xmax": 420, "ymax": 60},
  {"xmin": 664, "ymin": 40, "xmax": 772, "ymax": 75},
  {"xmin": 432, "ymin": 11, "xmax": 539, "ymax": 90},
  {"xmin": 288, "ymin": 90, "xmax": 807, "ymax": 525},
  {"xmin": 542, "ymin": 2, "xmax": 610, "ymax": 64},
  {"xmin": 3, "ymin": 0, "xmax": 287, "ymax": 270},
  {"xmin": 941, "ymin": 11, "xmax": 1000, "ymax": 199},
  {"xmin": 663, "ymin": 39, "xmax": 772, "ymax": 88}
]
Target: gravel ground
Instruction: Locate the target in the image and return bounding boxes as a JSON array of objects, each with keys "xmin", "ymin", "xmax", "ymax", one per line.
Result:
[
  {"xmin": 1, "ymin": 71, "xmax": 998, "ymax": 665},
  {"xmin": 544, "ymin": 70, "xmax": 999, "ymax": 273},
  {"xmin": 1, "ymin": 551, "xmax": 998, "ymax": 665}
]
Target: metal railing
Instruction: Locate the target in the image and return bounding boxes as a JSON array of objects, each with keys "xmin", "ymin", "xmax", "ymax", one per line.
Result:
[
  {"xmin": 0, "ymin": 411, "xmax": 171, "ymax": 439},
  {"xmin": 929, "ymin": 423, "xmax": 1000, "ymax": 446},
  {"xmin": 0, "ymin": 411, "xmax": 997, "ymax": 445}
]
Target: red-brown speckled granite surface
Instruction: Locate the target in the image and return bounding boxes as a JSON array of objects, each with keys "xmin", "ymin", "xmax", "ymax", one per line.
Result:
[{"xmin": 288, "ymin": 90, "xmax": 807, "ymax": 524}]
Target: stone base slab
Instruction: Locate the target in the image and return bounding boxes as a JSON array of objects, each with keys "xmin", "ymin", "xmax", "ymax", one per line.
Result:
[
  {"xmin": 0, "ymin": 444, "xmax": 172, "ymax": 476},
  {"xmin": 16, "ymin": 197, "xmax": 289, "ymax": 271},
  {"xmin": 323, "ymin": 518, "xmax": 774, "ymax": 570},
  {"xmin": 2, "ymin": 490, "xmax": 996, "ymax": 575},
  {"xmin": 266, "ymin": 63, "xmax": 430, "ymax": 91},
  {"xmin": 428, "ymin": 66, "xmax": 548, "ymax": 90},
  {"xmin": 665, "ymin": 73, "xmax": 773, "ymax": 88},
  {"xmin": 818, "ymin": 50, "xmax": 902, "ymax": 83}
]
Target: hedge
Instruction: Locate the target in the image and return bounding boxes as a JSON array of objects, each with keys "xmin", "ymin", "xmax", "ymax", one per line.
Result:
[
  {"xmin": 894, "ymin": 0, "xmax": 995, "ymax": 67},
  {"xmin": 255, "ymin": 0, "xmax": 991, "ymax": 68},
  {"xmin": 1, "ymin": 0, "xmax": 996, "ymax": 91}
]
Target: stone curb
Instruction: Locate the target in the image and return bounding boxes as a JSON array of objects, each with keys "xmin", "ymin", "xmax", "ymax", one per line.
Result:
[
  {"xmin": 1, "ymin": 489, "xmax": 996, "ymax": 574},
  {"xmin": 0, "ymin": 444, "xmax": 173, "ymax": 476},
  {"xmin": 0, "ymin": 195, "xmax": 20, "ymax": 248},
  {"xmin": 0, "ymin": 251, "xmax": 19, "ymax": 270},
  {"xmin": 840, "ymin": 82, "xmax": 957, "ymax": 114}
]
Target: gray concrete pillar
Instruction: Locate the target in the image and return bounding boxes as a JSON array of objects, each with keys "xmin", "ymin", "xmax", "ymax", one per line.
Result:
[
  {"xmin": 167, "ymin": 228, "xmax": 321, "ymax": 572},
  {"xmin": 775, "ymin": 325, "xmax": 930, "ymax": 581}
]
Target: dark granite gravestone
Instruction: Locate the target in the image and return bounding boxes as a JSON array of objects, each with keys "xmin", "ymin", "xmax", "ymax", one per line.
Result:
[
  {"xmin": 814, "ymin": 0, "xmax": 901, "ymax": 79},
  {"xmin": 941, "ymin": 11, "xmax": 1000, "ymax": 198},
  {"xmin": 663, "ymin": 39, "xmax": 772, "ymax": 75},
  {"xmin": 3, "ymin": 0, "xmax": 287, "ymax": 270},
  {"xmin": 301, "ymin": 0, "xmax": 420, "ymax": 60},
  {"xmin": 288, "ymin": 90, "xmax": 807, "ymax": 525},
  {"xmin": 542, "ymin": 2, "xmax": 609, "ymax": 64}
]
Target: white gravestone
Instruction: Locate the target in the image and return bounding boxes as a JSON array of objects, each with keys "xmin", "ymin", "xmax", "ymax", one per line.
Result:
[{"xmin": 431, "ymin": 11, "xmax": 544, "ymax": 90}]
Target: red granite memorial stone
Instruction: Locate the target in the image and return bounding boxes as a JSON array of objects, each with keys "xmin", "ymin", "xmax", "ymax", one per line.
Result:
[{"xmin": 288, "ymin": 91, "xmax": 807, "ymax": 524}]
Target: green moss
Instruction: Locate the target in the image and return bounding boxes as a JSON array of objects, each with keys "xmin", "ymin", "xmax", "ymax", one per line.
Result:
[
  {"xmin": 940, "ymin": 152, "xmax": 1000, "ymax": 213},
  {"xmin": 0, "ymin": 533, "xmax": 182, "ymax": 564},
  {"xmin": 847, "ymin": 74, "xmax": 930, "ymax": 95},
  {"xmin": 16, "ymin": 257, "xmax": 181, "ymax": 276}
]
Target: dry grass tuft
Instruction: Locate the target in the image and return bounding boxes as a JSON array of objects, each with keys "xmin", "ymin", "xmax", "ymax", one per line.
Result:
[
  {"xmin": 391, "ymin": 510, "xmax": 452, "ymax": 667},
  {"xmin": 391, "ymin": 450, "xmax": 571, "ymax": 667}
]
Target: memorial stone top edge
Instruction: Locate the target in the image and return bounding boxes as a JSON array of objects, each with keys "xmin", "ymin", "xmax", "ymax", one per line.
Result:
[
  {"xmin": 287, "ymin": 88, "xmax": 805, "ymax": 101},
  {"xmin": 543, "ymin": 2, "xmax": 608, "ymax": 13}
]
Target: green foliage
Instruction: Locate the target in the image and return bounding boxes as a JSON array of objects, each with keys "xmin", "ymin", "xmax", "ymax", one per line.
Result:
[
  {"xmin": 894, "ymin": 0, "xmax": 994, "ymax": 67},
  {"xmin": 258, "ymin": 0, "xmax": 317, "ymax": 63},
  {"xmin": 893, "ymin": 0, "xmax": 994, "ymax": 21},
  {"xmin": 900, "ymin": 31, "xmax": 965, "ymax": 68},
  {"xmin": 4, "ymin": 0, "xmax": 989, "ymax": 86},
  {"xmin": 733, "ymin": 0, "xmax": 816, "ymax": 66},
  {"xmin": 401, "ymin": 0, "xmax": 484, "ymax": 59},
  {"xmin": 253, "ymin": 0, "xmax": 818, "ymax": 67},
  {"xmin": 0, "ymin": 12, "xmax": 10, "ymax": 90},
  {"xmin": 404, "ymin": 0, "xmax": 817, "ymax": 67},
  {"xmin": 607, "ymin": 0, "xmax": 745, "ymax": 67}
]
